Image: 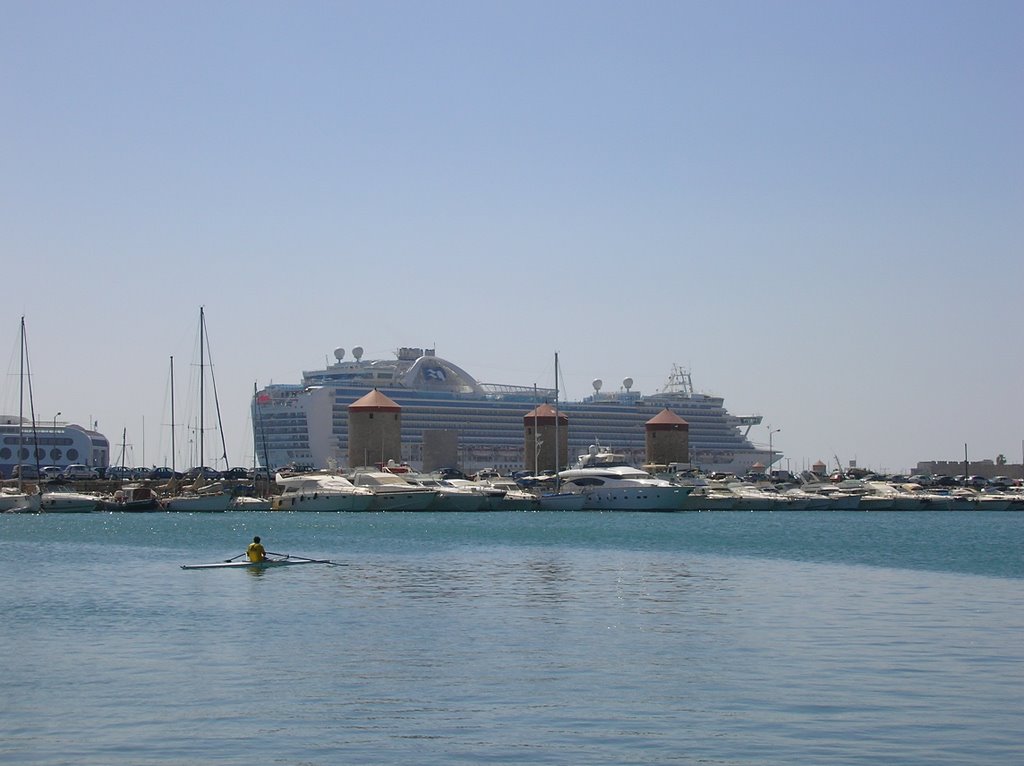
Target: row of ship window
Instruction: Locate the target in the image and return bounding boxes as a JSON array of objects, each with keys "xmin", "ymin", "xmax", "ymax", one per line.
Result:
[
  {"xmin": 319, "ymin": 401, "xmax": 736, "ymax": 424},
  {"xmin": 307, "ymin": 414, "xmax": 741, "ymax": 430},
  {"xmin": 259, "ymin": 427, "xmax": 742, "ymax": 450}
]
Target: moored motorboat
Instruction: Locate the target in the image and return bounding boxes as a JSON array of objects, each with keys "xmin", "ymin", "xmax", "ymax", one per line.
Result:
[
  {"xmin": 231, "ymin": 496, "xmax": 273, "ymax": 511},
  {"xmin": 348, "ymin": 470, "xmax": 439, "ymax": 511},
  {"xmin": 0, "ymin": 487, "xmax": 41, "ymax": 514},
  {"xmin": 783, "ymin": 487, "xmax": 831, "ymax": 511},
  {"xmin": 107, "ymin": 483, "xmax": 160, "ymax": 511},
  {"xmin": 858, "ymin": 493, "xmax": 895, "ymax": 511},
  {"xmin": 971, "ymin": 493, "xmax": 1013, "ymax": 511},
  {"xmin": 271, "ymin": 471, "xmax": 373, "ymax": 512},
  {"xmin": 476, "ymin": 478, "xmax": 538, "ymax": 510},
  {"xmin": 555, "ymin": 445, "xmax": 693, "ymax": 511},
  {"xmin": 39, "ymin": 484, "xmax": 103, "ymax": 513},
  {"xmin": 444, "ymin": 478, "xmax": 511, "ymax": 510},
  {"xmin": 161, "ymin": 483, "xmax": 234, "ymax": 512},
  {"xmin": 725, "ymin": 482, "xmax": 778, "ymax": 511},
  {"xmin": 403, "ymin": 474, "xmax": 488, "ymax": 511},
  {"xmin": 537, "ymin": 492, "xmax": 588, "ymax": 511},
  {"xmin": 679, "ymin": 484, "xmax": 737, "ymax": 511}
]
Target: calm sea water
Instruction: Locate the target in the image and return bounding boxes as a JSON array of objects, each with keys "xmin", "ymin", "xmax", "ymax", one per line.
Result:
[{"xmin": 2, "ymin": 511, "xmax": 1022, "ymax": 765}]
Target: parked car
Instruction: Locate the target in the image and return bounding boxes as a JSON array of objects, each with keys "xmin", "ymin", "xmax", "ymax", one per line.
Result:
[
  {"xmin": 62, "ymin": 464, "xmax": 99, "ymax": 480},
  {"xmin": 438, "ymin": 467, "xmax": 468, "ymax": 480},
  {"xmin": 223, "ymin": 467, "xmax": 250, "ymax": 480},
  {"xmin": 147, "ymin": 466, "xmax": 182, "ymax": 480},
  {"xmin": 11, "ymin": 464, "xmax": 41, "ymax": 480},
  {"xmin": 183, "ymin": 466, "xmax": 222, "ymax": 480},
  {"xmin": 40, "ymin": 465, "xmax": 64, "ymax": 479},
  {"xmin": 106, "ymin": 466, "xmax": 133, "ymax": 480}
]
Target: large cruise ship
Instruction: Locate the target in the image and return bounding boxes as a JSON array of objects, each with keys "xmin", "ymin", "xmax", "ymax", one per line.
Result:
[{"xmin": 252, "ymin": 347, "xmax": 773, "ymax": 475}]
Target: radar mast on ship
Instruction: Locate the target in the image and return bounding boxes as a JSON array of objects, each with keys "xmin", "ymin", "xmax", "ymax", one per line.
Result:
[{"xmin": 661, "ymin": 364, "xmax": 694, "ymax": 397}]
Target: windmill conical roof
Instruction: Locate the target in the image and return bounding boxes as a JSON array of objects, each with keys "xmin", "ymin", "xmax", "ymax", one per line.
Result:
[
  {"xmin": 349, "ymin": 388, "xmax": 401, "ymax": 412},
  {"xmin": 645, "ymin": 407, "xmax": 689, "ymax": 429},
  {"xmin": 523, "ymin": 403, "xmax": 568, "ymax": 423}
]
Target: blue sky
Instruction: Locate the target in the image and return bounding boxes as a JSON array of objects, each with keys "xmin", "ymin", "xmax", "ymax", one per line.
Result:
[{"xmin": 2, "ymin": 1, "xmax": 1021, "ymax": 474}]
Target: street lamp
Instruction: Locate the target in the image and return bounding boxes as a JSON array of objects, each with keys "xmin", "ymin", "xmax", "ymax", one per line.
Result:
[
  {"xmin": 51, "ymin": 412, "xmax": 61, "ymax": 465},
  {"xmin": 768, "ymin": 427, "xmax": 781, "ymax": 479}
]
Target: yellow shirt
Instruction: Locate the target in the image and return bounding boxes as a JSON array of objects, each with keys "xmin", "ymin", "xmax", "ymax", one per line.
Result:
[{"xmin": 247, "ymin": 542, "xmax": 267, "ymax": 562}]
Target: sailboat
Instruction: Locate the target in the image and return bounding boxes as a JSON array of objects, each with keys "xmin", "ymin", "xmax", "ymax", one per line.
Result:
[
  {"xmin": 161, "ymin": 308, "xmax": 233, "ymax": 512},
  {"xmin": 1, "ymin": 317, "xmax": 41, "ymax": 514},
  {"xmin": 536, "ymin": 352, "xmax": 586, "ymax": 511}
]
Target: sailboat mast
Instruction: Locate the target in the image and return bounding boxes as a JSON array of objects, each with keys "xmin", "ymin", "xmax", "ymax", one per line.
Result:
[
  {"xmin": 554, "ymin": 352, "xmax": 560, "ymax": 479},
  {"xmin": 252, "ymin": 382, "xmax": 258, "ymax": 475},
  {"xmin": 533, "ymin": 383, "xmax": 539, "ymax": 472},
  {"xmin": 170, "ymin": 356, "xmax": 176, "ymax": 474},
  {"xmin": 17, "ymin": 317, "xmax": 25, "ymax": 490},
  {"xmin": 199, "ymin": 307, "xmax": 205, "ymax": 469}
]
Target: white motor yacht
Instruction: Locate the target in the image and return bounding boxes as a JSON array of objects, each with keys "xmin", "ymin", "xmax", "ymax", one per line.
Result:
[
  {"xmin": 443, "ymin": 478, "xmax": 511, "ymax": 510},
  {"xmin": 725, "ymin": 482, "xmax": 779, "ymax": 511},
  {"xmin": 449, "ymin": 476, "xmax": 537, "ymax": 510},
  {"xmin": 39, "ymin": 484, "xmax": 102, "ymax": 513},
  {"xmin": 556, "ymin": 445, "xmax": 693, "ymax": 511},
  {"xmin": 402, "ymin": 475, "xmax": 488, "ymax": 512},
  {"xmin": 405, "ymin": 475, "xmax": 497, "ymax": 512},
  {"xmin": 272, "ymin": 471, "xmax": 374, "ymax": 512},
  {"xmin": 537, "ymin": 491, "xmax": 588, "ymax": 510},
  {"xmin": 783, "ymin": 487, "xmax": 832, "ymax": 511},
  {"xmin": 160, "ymin": 480, "xmax": 234, "ymax": 512},
  {"xmin": 678, "ymin": 483, "xmax": 738, "ymax": 511},
  {"xmin": 348, "ymin": 471, "xmax": 440, "ymax": 511},
  {"xmin": 231, "ymin": 496, "xmax": 273, "ymax": 511}
]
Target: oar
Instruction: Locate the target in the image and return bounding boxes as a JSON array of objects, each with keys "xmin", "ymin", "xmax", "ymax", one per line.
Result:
[
  {"xmin": 266, "ymin": 551, "xmax": 346, "ymax": 567},
  {"xmin": 225, "ymin": 553, "xmax": 247, "ymax": 562}
]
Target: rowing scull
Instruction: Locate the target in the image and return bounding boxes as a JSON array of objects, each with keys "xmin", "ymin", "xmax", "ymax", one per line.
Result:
[{"xmin": 181, "ymin": 557, "xmax": 331, "ymax": 570}]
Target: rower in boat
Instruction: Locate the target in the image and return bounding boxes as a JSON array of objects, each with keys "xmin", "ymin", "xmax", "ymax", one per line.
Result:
[
  {"xmin": 181, "ymin": 550, "xmax": 340, "ymax": 570},
  {"xmin": 247, "ymin": 536, "xmax": 268, "ymax": 563}
]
